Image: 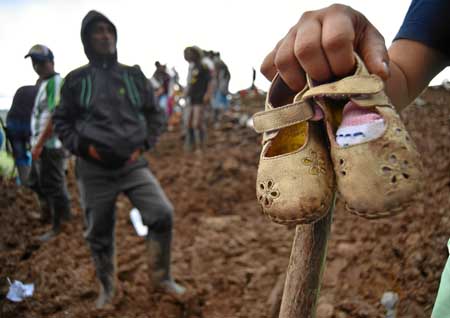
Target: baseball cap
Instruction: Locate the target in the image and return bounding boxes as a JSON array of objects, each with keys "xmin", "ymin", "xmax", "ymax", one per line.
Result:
[{"xmin": 24, "ymin": 44, "xmax": 54, "ymax": 61}]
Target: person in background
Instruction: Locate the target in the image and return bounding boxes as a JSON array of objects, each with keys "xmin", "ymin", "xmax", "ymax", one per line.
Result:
[
  {"xmin": 6, "ymin": 85, "xmax": 38, "ymax": 185},
  {"xmin": 152, "ymin": 61, "xmax": 171, "ymax": 117},
  {"xmin": 183, "ymin": 46, "xmax": 212, "ymax": 152},
  {"xmin": 0, "ymin": 117, "xmax": 16, "ymax": 179},
  {"xmin": 212, "ymin": 52, "xmax": 231, "ymax": 125},
  {"xmin": 53, "ymin": 10, "xmax": 185, "ymax": 308},
  {"xmin": 25, "ymin": 44, "xmax": 72, "ymax": 238}
]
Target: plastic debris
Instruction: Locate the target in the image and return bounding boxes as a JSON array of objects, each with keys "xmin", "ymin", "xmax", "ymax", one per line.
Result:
[
  {"xmin": 381, "ymin": 291, "xmax": 399, "ymax": 318},
  {"xmin": 247, "ymin": 117, "xmax": 254, "ymax": 129},
  {"xmin": 414, "ymin": 97, "xmax": 427, "ymax": 107},
  {"xmin": 442, "ymin": 79, "xmax": 450, "ymax": 91},
  {"xmin": 130, "ymin": 208, "xmax": 148, "ymax": 236},
  {"xmin": 6, "ymin": 278, "xmax": 34, "ymax": 302}
]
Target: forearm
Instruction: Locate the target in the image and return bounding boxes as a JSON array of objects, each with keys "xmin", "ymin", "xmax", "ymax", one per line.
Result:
[
  {"xmin": 386, "ymin": 39, "xmax": 448, "ymax": 111},
  {"xmin": 53, "ymin": 107, "xmax": 81, "ymax": 155},
  {"xmin": 35, "ymin": 118, "xmax": 54, "ymax": 148}
]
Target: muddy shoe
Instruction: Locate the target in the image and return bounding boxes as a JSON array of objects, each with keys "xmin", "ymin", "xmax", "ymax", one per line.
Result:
[
  {"xmin": 303, "ymin": 54, "xmax": 423, "ymax": 218},
  {"xmin": 252, "ymin": 75, "xmax": 335, "ymax": 225},
  {"xmin": 158, "ymin": 279, "xmax": 186, "ymax": 298},
  {"xmin": 37, "ymin": 228, "xmax": 60, "ymax": 242},
  {"xmin": 37, "ymin": 198, "xmax": 52, "ymax": 224},
  {"xmin": 62, "ymin": 210, "xmax": 74, "ymax": 222},
  {"xmin": 96, "ymin": 283, "xmax": 115, "ymax": 309}
]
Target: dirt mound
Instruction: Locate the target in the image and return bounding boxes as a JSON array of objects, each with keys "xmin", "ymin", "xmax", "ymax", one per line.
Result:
[{"xmin": 0, "ymin": 88, "xmax": 449, "ymax": 317}]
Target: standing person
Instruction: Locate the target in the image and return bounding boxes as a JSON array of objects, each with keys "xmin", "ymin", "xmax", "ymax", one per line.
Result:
[
  {"xmin": 53, "ymin": 10, "xmax": 185, "ymax": 308},
  {"xmin": 0, "ymin": 117, "xmax": 16, "ymax": 179},
  {"xmin": 183, "ymin": 46, "xmax": 211, "ymax": 151},
  {"xmin": 24, "ymin": 44, "xmax": 72, "ymax": 239},
  {"xmin": 6, "ymin": 85, "xmax": 38, "ymax": 185},
  {"xmin": 251, "ymin": 67, "xmax": 256, "ymax": 90},
  {"xmin": 152, "ymin": 61, "xmax": 171, "ymax": 122},
  {"xmin": 212, "ymin": 53, "xmax": 231, "ymax": 124}
]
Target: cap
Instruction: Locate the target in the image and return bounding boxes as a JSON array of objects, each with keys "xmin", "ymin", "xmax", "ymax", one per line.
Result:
[{"xmin": 24, "ymin": 44, "xmax": 54, "ymax": 61}]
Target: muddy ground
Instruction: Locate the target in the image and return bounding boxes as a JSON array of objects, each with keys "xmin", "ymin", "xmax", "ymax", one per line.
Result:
[{"xmin": 0, "ymin": 87, "xmax": 449, "ymax": 318}]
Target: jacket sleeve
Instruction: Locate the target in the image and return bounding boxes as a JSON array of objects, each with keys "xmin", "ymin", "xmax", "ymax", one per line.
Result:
[
  {"xmin": 52, "ymin": 75, "xmax": 88, "ymax": 157},
  {"xmin": 137, "ymin": 71, "xmax": 166, "ymax": 150}
]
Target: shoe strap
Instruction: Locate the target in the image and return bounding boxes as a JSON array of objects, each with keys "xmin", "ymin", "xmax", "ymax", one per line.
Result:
[
  {"xmin": 303, "ymin": 75, "xmax": 384, "ymax": 100},
  {"xmin": 252, "ymin": 100, "xmax": 313, "ymax": 133},
  {"xmin": 350, "ymin": 91, "xmax": 391, "ymax": 107}
]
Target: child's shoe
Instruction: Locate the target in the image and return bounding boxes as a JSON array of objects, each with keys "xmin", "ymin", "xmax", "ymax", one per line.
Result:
[
  {"xmin": 302, "ymin": 54, "xmax": 423, "ymax": 218},
  {"xmin": 252, "ymin": 76, "xmax": 335, "ymax": 225}
]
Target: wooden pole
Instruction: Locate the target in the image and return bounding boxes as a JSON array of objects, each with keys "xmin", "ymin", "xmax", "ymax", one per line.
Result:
[{"xmin": 278, "ymin": 195, "xmax": 335, "ymax": 318}]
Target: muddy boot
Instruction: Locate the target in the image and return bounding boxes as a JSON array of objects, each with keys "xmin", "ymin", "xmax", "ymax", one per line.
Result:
[
  {"xmin": 61, "ymin": 210, "xmax": 73, "ymax": 222},
  {"xmin": 193, "ymin": 129, "xmax": 205, "ymax": 155},
  {"xmin": 92, "ymin": 250, "xmax": 116, "ymax": 309},
  {"xmin": 184, "ymin": 128, "xmax": 194, "ymax": 152},
  {"xmin": 17, "ymin": 165, "xmax": 31, "ymax": 186},
  {"xmin": 38, "ymin": 200, "xmax": 61, "ymax": 242},
  {"xmin": 37, "ymin": 197, "xmax": 52, "ymax": 224},
  {"xmin": 38, "ymin": 228, "xmax": 61, "ymax": 242},
  {"xmin": 146, "ymin": 231, "xmax": 186, "ymax": 297},
  {"xmin": 199, "ymin": 128, "xmax": 207, "ymax": 147},
  {"xmin": 56, "ymin": 198, "xmax": 73, "ymax": 222}
]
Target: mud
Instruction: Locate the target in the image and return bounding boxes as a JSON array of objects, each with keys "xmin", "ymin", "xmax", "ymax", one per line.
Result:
[{"xmin": 0, "ymin": 88, "xmax": 449, "ymax": 317}]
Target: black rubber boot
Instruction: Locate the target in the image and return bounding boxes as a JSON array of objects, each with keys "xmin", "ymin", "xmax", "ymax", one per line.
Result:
[
  {"xmin": 37, "ymin": 228, "xmax": 61, "ymax": 242},
  {"xmin": 184, "ymin": 128, "xmax": 194, "ymax": 152},
  {"xmin": 146, "ymin": 230, "xmax": 185, "ymax": 296},
  {"xmin": 17, "ymin": 165, "xmax": 31, "ymax": 186},
  {"xmin": 92, "ymin": 249, "xmax": 116, "ymax": 308},
  {"xmin": 38, "ymin": 198, "xmax": 61, "ymax": 242},
  {"xmin": 38, "ymin": 197, "xmax": 52, "ymax": 224}
]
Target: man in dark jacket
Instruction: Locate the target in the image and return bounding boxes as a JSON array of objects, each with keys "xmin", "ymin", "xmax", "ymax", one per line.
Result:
[
  {"xmin": 6, "ymin": 85, "xmax": 38, "ymax": 184},
  {"xmin": 53, "ymin": 10, "xmax": 185, "ymax": 308}
]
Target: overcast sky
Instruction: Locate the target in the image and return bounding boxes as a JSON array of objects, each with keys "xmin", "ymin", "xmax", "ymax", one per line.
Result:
[{"xmin": 1, "ymin": 0, "xmax": 449, "ymax": 109}]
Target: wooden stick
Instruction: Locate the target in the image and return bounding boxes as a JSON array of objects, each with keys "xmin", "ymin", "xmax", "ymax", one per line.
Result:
[{"xmin": 278, "ymin": 196, "xmax": 335, "ymax": 318}]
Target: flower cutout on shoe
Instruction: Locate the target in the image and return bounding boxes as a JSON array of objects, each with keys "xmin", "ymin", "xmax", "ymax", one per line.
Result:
[
  {"xmin": 257, "ymin": 179, "xmax": 280, "ymax": 208},
  {"xmin": 381, "ymin": 154, "xmax": 411, "ymax": 185},
  {"xmin": 393, "ymin": 126, "xmax": 416, "ymax": 151},
  {"xmin": 302, "ymin": 150, "xmax": 327, "ymax": 175}
]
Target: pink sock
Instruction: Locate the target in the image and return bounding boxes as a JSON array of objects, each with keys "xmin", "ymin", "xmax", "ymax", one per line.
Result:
[{"xmin": 336, "ymin": 101, "xmax": 385, "ymax": 147}]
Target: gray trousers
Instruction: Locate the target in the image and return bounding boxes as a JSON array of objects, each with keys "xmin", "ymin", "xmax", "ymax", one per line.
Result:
[
  {"xmin": 75, "ymin": 158, "xmax": 174, "ymax": 255},
  {"xmin": 28, "ymin": 147, "xmax": 71, "ymax": 228}
]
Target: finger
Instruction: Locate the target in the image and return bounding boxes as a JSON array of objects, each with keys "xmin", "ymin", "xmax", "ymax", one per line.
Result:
[
  {"xmin": 274, "ymin": 30, "xmax": 306, "ymax": 91},
  {"xmin": 294, "ymin": 17, "xmax": 332, "ymax": 83},
  {"xmin": 357, "ymin": 23, "xmax": 390, "ymax": 80},
  {"xmin": 321, "ymin": 10, "xmax": 356, "ymax": 78},
  {"xmin": 261, "ymin": 39, "xmax": 284, "ymax": 81},
  {"xmin": 261, "ymin": 49, "xmax": 277, "ymax": 81}
]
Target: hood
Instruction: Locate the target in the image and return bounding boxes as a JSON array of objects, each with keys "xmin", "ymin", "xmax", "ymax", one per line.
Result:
[{"xmin": 81, "ymin": 10, "xmax": 118, "ymax": 67}]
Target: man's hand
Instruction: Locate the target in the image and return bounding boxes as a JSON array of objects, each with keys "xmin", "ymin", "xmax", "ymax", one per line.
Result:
[
  {"xmin": 88, "ymin": 145, "xmax": 102, "ymax": 160},
  {"xmin": 31, "ymin": 144, "xmax": 43, "ymax": 161},
  {"xmin": 128, "ymin": 148, "xmax": 142, "ymax": 162},
  {"xmin": 260, "ymin": 4, "xmax": 390, "ymax": 92}
]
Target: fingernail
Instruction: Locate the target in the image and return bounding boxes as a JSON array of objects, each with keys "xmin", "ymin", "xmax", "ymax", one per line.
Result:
[{"xmin": 382, "ymin": 61, "xmax": 390, "ymax": 78}]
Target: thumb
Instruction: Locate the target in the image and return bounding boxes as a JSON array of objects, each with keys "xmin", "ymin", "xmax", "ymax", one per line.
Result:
[{"xmin": 357, "ymin": 24, "xmax": 390, "ymax": 80}]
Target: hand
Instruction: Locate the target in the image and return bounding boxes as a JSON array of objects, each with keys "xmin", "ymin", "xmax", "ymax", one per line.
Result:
[
  {"xmin": 88, "ymin": 145, "xmax": 102, "ymax": 160},
  {"xmin": 128, "ymin": 148, "xmax": 142, "ymax": 162},
  {"xmin": 203, "ymin": 94, "xmax": 211, "ymax": 104},
  {"xmin": 260, "ymin": 4, "xmax": 390, "ymax": 92},
  {"xmin": 31, "ymin": 144, "xmax": 43, "ymax": 160}
]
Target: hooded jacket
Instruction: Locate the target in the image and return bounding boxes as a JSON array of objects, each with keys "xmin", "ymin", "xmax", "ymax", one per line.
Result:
[{"xmin": 53, "ymin": 11, "xmax": 164, "ymax": 169}]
